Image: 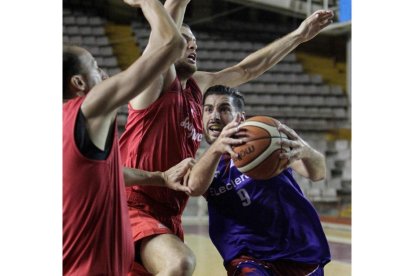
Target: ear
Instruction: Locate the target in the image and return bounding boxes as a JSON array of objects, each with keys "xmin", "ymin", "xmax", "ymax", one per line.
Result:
[{"xmin": 70, "ymin": 75, "xmax": 87, "ymax": 95}]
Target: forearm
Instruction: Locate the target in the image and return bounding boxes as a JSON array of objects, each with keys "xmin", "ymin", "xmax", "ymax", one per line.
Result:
[
  {"xmin": 300, "ymin": 149, "xmax": 326, "ymax": 181},
  {"xmin": 164, "ymin": 0, "xmax": 190, "ymax": 28},
  {"xmin": 187, "ymin": 145, "xmax": 222, "ymax": 196},
  {"xmin": 235, "ymin": 31, "xmax": 304, "ymax": 85},
  {"xmin": 142, "ymin": 0, "xmax": 183, "ymax": 47},
  {"xmin": 123, "ymin": 167, "xmax": 165, "ymax": 187},
  {"xmin": 198, "ymin": 10, "xmax": 333, "ymax": 90}
]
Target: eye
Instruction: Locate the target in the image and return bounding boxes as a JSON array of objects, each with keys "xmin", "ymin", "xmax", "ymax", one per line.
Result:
[
  {"xmin": 220, "ymin": 106, "xmax": 231, "ymax": 113},
  {"xmin": 204, "ymin": 106, "xmax": 212, "ymax": 113}
]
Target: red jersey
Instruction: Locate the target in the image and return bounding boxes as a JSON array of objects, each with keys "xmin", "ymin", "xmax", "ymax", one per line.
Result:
[
  {"xmin": 63, "ymin": 97, "xmax": 133, "ymax": 275},
  {"xmin": 119, "ymin": 77, "xmax": 203, "ymax": 218}
]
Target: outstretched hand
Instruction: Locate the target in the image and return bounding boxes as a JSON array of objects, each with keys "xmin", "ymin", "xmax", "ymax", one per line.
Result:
[
  {"xmin": 295, "ymin": 10, "xmax": 334, "ymax": 42},
  {"xmin": 162, "ymin": 158, "xmax": 196, "ymax": 193},
  {"xmin": 277, "ymin": 123, "xmax": 313, "ymax": 166},
  {"xmin": 211, "ymin": 113, "xmax": 245, "ymax": 159}
]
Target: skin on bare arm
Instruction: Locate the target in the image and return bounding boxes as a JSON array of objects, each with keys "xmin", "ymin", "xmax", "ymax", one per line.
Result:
[
  {"xmin": 79, "ymin": 0, "xmax": 185, "ymax": 150},
  {"xmin": 128, "ymin": 0, "xmax": 192, "ymax": 111},
  {"xmin": 164, "ymin": 0, "xmax": 191, "ymax": 29},
  {"xmin": 123, "ymin": 158, "xmax": 195, "ymax": 193},
  {"xmin": 192, "ymin": 9, "xmax": 334, "ymax": 93},
  {"xmin": 277, "ymin": 123, "xmax": 327, "ymax": 181},
  {"xmin": 161, "ymin": 0, "xmax": 192, "ymax": 86}
]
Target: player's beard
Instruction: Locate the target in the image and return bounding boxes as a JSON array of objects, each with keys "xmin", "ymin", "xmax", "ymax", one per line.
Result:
[
  {"xmin": 175, "ymin": 59, "xmax": 197, "ymax": 80},
  {"xmin": 203, "ymin": 129, "xmax": 217, "ymax": 145}
]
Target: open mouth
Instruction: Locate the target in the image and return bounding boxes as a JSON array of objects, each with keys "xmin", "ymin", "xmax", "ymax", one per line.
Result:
[
  {"xmin": 208, "ymin": 124, "xmax": 222, "ymax": 136},
  {"xmin": 187, "ymin": 53, "xmax": 197, "ymax": 64}
]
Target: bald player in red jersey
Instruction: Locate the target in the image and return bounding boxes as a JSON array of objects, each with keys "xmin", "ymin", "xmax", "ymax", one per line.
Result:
[
  {"xmin": 62, "ymin": 0, "xmax": 189, "ymax": 275},
  {"xmin": 119, "ymin": 0, "xmax": 334, "ymax": 274}
]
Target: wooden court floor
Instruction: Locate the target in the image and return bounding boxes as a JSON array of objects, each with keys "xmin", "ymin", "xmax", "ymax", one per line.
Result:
[{"xmin": 183, "ymin": 224, "xmax": 351, "ymax": 276}]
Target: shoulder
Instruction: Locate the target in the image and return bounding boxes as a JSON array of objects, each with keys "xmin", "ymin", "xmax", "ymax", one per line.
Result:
[{"xmin": 63, "ymin": 97, "xmax": 85, "ymax": 117}]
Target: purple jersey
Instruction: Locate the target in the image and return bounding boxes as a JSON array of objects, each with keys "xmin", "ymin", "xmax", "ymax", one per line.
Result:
[{"xmin": 206, "ymin": 157, "xmax": 331, "ymax": 267}]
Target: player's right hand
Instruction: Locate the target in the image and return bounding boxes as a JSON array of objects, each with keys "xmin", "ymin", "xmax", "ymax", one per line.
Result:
[{"xmin": 212, "ymin": 113, "xmax": 245, "ymax": 159}]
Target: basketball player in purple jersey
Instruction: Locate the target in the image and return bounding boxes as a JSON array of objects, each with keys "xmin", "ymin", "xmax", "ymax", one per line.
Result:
[{"xmin": 186, "ymin": 85, "xmax": 331, "ymax": 275}]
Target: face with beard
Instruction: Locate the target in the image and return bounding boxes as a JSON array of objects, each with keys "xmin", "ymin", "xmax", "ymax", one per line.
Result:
[
  {"xmin": 174, "ymin": 26, "xmax": 198, "ymax": 79},
  {"xmin": 203, "ymin": 94, "xmax": 244, "ymax": 145}
]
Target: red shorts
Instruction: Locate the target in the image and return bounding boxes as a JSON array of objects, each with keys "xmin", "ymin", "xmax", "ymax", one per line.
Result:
[
  {"xmin": 127, "ymin": 208, "xmax": 184, "ymax": 276},
  {"xmin": 128, "ymin": 207, "xmax": 184, "ymax": 242},
  {"xmin": 226, "ymin": 256, "xmax": 321, "ymax": 276}
]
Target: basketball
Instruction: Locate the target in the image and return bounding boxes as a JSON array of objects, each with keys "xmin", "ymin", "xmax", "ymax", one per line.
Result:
[{"xmin": 232, "ymin": 116, "xmax": 291, "ymax": 180}]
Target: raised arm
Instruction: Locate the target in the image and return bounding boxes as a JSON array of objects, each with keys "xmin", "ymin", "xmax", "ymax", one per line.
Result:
[
  {"xmin": 193, "ymin": 10, "xmax": 334, "ymax": 93},
  {"xmin": 128, "ymin": 0, "xmax": 191, "ymax": 110},
  {"xmin": 164, "ymin": 0, "xmax": 190, "ymax": 28},
  {"xmin": 82, "ymin": 0, "xmax": 185, "ymax": 118},
  {"xmin": 186, "ymin": 115, "xmax": 244, "ymax": 196},
  {"xmin": 278, "ymin": 124, "xmax": 326, "ymax": 181},
  {"xmin": 80, "ymin": 0, "xmax": 185, "ymax": 149},
  {"xmin": 123, "ymin": 158, "xmax": 195, "ymax": 193}
]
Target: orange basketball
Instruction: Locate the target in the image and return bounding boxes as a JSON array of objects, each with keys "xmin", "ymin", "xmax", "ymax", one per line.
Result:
[{"xmin": 232, "ymin": 116, "xmax": 290, "ymax": 180}]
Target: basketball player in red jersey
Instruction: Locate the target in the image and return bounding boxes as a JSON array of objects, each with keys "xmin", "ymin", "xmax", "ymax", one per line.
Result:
[
  {"xmin": 62, "ymin": 0, "xmax": 190, "ymax": 275},
  {"xmin": 119, "ymin": 0, "xmax": 334, "ymax": 274}
]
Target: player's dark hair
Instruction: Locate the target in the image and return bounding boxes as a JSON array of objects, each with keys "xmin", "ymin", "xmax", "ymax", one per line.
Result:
[
  {"xmin": 204, "ymin": 85, "xmax": 245, "ymax": 111},
  {"xmin": 63, "ymin": 45, "xmax": 83, "ymax": 100}
]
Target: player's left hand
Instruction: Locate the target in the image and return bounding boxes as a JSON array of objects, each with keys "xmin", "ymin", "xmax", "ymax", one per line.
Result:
[
  {"xmin": 277, "ymin": 123, "xmax": 313, "ymax": 165},
  {"xmin": 295, "ymin": 10, "xmax": 334, "ymax": 43},
  {"xmin": 162, "ymin": 158, "xmax": 196, "ymax": 193}
]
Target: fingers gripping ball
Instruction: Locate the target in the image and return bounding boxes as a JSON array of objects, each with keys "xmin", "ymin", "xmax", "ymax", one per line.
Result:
[{"xmin": 232, "ymin": 116, "xmax": 290, "ymax": 180}]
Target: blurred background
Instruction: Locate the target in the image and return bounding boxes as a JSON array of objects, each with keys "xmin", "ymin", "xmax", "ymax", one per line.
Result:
[{"xmin": 63, "ymin": 0, "xmax": 351, "ymax": 274}]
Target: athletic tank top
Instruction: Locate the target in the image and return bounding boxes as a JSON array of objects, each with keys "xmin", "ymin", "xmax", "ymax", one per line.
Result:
[
  {"xmin": 63, "ymin": 97, "xmax": 133, "ymax": 275},
  {"xmin": 119, "ymin": 77, "xmax": 203, "ymax": 217},
  {"xmin": 206, "ymin": 157, "xmax": 331, "ymax": 266}
]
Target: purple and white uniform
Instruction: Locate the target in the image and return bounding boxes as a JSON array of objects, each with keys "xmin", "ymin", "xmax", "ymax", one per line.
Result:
[{"xmin": 205, "ymin": 157, "xmax": 331, "ymax": 269}]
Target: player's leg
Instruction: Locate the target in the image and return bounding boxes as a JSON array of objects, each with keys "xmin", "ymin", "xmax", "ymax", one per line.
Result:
[{"xmin": 140, "ymin": 233, "xmax": 196, "ymax": 276}]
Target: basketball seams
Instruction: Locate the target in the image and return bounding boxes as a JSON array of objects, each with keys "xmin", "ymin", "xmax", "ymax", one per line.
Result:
[
  {"xmin": 239, "ymin": 121, "xmax": 288, "ymax": 173},
  {"xmin": 242, "ymin": 121, "xmax": 290, "ymax": 153},
  {"xmin": 238, "ymin": 137, "xmax": 284, "ymax": 173},
  {"xmin": 240, "ymin": 121, "xmax": 279, "ymax": 137},
  {"xmin": 234, "ymin": 117, "xmax": 291, "ymax": 178}
]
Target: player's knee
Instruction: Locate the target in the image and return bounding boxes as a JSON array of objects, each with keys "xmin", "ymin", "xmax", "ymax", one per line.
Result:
[{"xmin": 169, "ymin": 253, "xmax": 196, "ymax": 275}]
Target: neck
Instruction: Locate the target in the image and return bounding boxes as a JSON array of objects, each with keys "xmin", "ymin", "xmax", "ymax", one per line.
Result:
[{"xmin": 178, "ymin": 73, "xmax": 190, "ymax": 89}]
